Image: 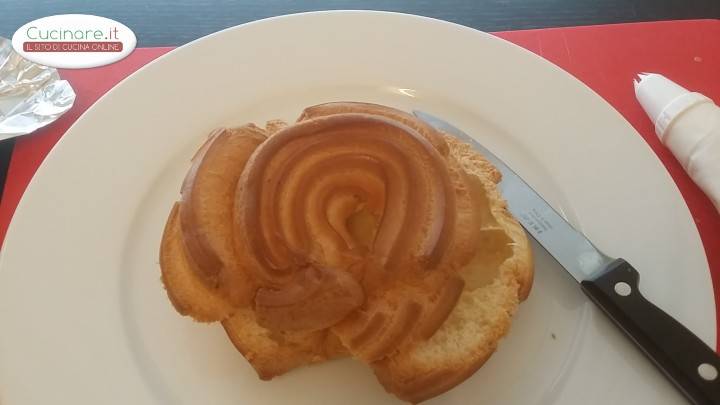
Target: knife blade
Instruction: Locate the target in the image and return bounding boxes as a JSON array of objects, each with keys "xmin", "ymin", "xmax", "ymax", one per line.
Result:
[{"xmin": 414, "ymin": 110, "xmax": 720, "ymax": 405}]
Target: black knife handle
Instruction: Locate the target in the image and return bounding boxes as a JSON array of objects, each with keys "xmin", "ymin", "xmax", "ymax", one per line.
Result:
[{"xmin": 581, "ymin": 259, "xmax": 720, "ymax": 405}]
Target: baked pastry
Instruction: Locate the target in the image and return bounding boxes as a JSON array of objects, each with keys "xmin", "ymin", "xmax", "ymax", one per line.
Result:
[{"xmin": 159, "ymin": 102, "xmax": 533, "ymax": 402}]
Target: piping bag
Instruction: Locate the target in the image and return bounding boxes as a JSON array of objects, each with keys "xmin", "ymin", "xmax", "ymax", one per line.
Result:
[{"xmin": 635, "ymin": 73, "xmax": 720, "ymax": 212}]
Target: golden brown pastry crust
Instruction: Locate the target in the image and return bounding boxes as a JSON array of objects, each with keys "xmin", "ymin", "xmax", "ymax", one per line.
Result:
[
  {"xmin": 370, "ymin": 135, "xmax": 533, "ymax": 403},
  {"xmin": 158, "ymin": 103, "xmax": 533, "ymax": 402}
]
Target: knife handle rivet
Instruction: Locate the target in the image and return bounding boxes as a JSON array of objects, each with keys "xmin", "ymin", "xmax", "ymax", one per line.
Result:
[
  {"xmin": 698, "ymin": 363, "xmax": 718, "ymax": 381},
  {"xmin": 613, "ymin": 281, "xmax": 632, "ymax": 297}
]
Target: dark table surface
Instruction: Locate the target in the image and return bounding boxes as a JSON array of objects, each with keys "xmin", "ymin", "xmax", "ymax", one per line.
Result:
[{"xmin": 0, "ymin": 0, "xmax": 719, "ymax": 199}]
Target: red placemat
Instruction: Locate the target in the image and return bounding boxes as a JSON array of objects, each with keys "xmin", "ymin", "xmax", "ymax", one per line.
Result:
[{"xmin": 1, "ymin": 20, "xmax": 718, "ymax": 346}]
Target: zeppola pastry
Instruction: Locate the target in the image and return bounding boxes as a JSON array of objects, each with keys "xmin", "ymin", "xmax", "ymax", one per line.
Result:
[{"xmin": 159, "ymin": 102, "xmax": 534, "ymax": 403}]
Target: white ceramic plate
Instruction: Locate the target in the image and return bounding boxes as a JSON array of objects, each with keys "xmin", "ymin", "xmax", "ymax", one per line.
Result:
[{"xmin": 0, "ymin": 11, "xmax": 713, "ymax": 405}]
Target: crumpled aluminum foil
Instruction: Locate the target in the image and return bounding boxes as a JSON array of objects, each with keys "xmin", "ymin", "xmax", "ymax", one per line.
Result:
[{"xmin": 0, "ymin": 37, "xmax": 75, "ymax": 140}]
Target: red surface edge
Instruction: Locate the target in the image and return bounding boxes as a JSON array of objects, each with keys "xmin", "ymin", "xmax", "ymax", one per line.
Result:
[{"xmin": 0, "ymin": 47, "xmax": 173, "ymax": 243}]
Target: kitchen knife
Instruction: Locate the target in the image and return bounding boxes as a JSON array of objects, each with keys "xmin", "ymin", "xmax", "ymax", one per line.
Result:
[{"xmin": 414, "ymin": 110, "xmax": 720, "ymax": 405}]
